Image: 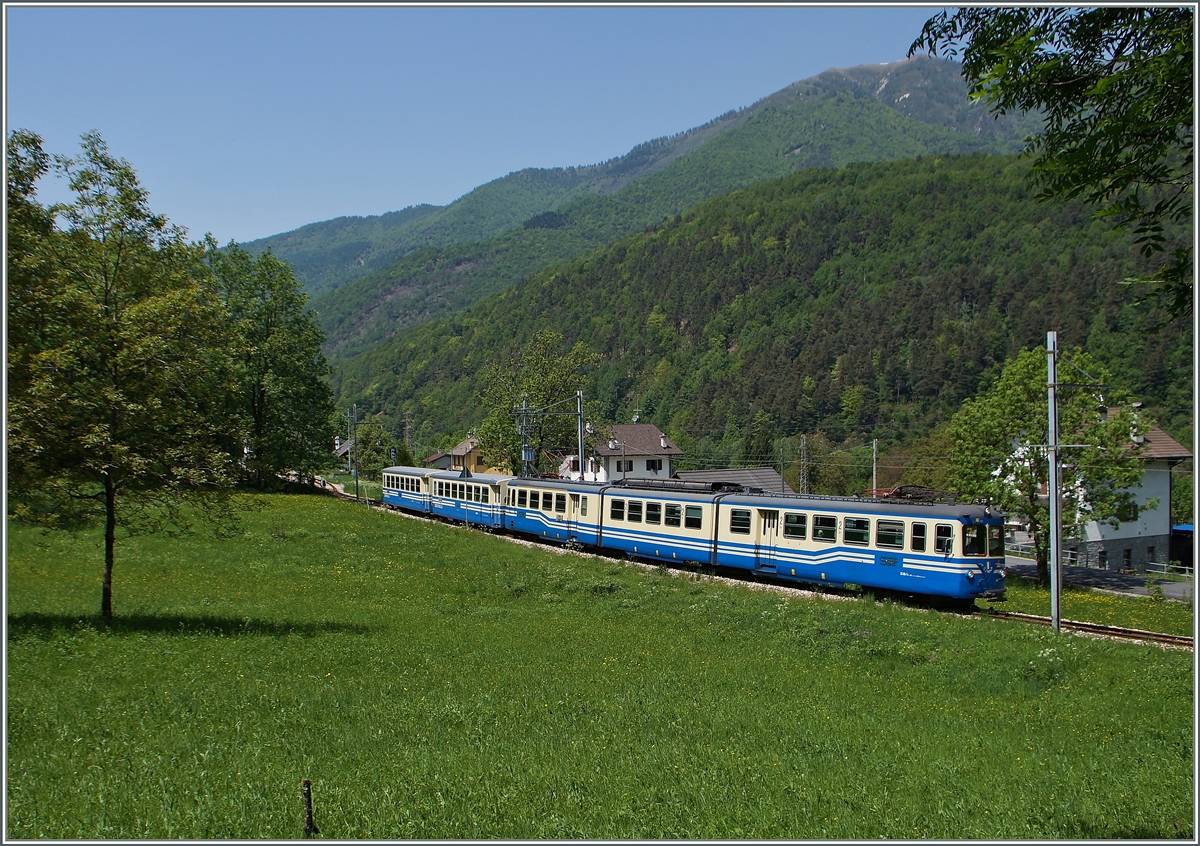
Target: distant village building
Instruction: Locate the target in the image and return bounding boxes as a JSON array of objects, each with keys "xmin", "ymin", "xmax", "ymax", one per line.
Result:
[
  {"xmin": 560, "ymin": 423, "xmax": 683, "ymax": 482},
  {"xmin": 1069, "ymin": 422, "xmax": 1191, "ymax": 571},
  {"xmin": 424, "ymin": 436, "xmax": 491, "ymax": 473}
]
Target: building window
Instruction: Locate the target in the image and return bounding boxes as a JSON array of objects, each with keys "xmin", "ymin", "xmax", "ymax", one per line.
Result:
[
  {"xmin": 783, "ymin": 513, "xmax": 806, "ymax": 540},
  {"xmin": 730, "ymin": 509, "xmax": 752, "ymax": 534},
  {"xmin": 616, "ymin": 459, "xmax": 634, "ymax": 473},
  {"xmin": 813, "ymin": 515, "xmax": 837, "ymax": 542},
  {"xmin": 1123, "ymin": 548, "xmax": 1132, "ymax": 569},
  {"xmin": 646, "ymin": 459, "xmax": 663, "ymax": 472},
  {"xmin": 1147, "ymin": 546, "xmax": 1156, "ymax": 563}
]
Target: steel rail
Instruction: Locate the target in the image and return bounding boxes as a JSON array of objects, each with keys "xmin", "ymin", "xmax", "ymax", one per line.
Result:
[{"xmin": 985, "ymin": 609, "xmax": 1193, "ymax": 649}]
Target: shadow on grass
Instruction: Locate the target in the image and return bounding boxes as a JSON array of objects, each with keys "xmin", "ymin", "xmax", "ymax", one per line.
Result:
[{"xmin": 7, "ymin": 611, "xmax": 369, "ymax": 640}]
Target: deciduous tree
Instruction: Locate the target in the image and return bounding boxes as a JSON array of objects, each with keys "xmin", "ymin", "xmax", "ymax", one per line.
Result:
[
  {"xmin": 208, "ymin": 243, "xmax": 336, "ymax": 487},
  {"xmin": 7, "ymin": 130, "xmax": 241, "ymax": 619},
  {"xmin": 911, "ymin": 7, "xmax": 1193, "ymax": 318},
  {"xmin": 476, "ymin": 330, "xmax": 601, "ymax": 474},
  {"xmin": 948, "ymin": 346, "xmax": 1145, "ymax": 585}
]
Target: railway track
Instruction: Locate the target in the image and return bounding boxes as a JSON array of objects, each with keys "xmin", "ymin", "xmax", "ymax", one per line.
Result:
[
  {"xmin": 984, "ymin": 609, "xmax": 1194, "ymax": 649},
  {"xmin": 334, "ymin": 487, "xmax": 1193, "ymax": 648}
]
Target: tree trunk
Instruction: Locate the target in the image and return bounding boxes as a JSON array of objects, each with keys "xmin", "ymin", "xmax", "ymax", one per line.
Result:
[{"xmin": 102, "ymin": 475, "xmax": 116, "ymax": 620}]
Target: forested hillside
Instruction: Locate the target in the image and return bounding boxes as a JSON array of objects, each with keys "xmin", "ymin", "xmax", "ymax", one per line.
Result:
[
  {"xmin": 313, "ymin": 57, "xmax": 1042, "ymax": 356},
  {"xmin": 246, "ymin": 57, "xmax": 1035, "ymax": 310},
  {"xmin": 328, "ymin": 154, "xmax": 1191, "ymax": 455}
]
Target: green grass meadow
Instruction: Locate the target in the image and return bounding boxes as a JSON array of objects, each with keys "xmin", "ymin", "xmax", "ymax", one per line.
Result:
[{"xmin": 7, "ymin": 493, "xmax": 1194, "ymax": 838}]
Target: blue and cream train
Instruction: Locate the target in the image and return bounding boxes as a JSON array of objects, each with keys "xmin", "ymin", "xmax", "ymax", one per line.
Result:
[{"xmin": 381, "ymin": 467, "xmax": 1007, "ymax": 602}]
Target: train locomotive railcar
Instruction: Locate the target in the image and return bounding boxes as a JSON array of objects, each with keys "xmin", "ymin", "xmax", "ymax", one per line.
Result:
[
  {"xmin": 710, "ymin": 490, "xmax": 1007, "ymax": 601},
  {"xmin": 598, "ymin": 479, "xmax": 726, "ymax": 567},
  {"xmin": 378, "ymin": 465, "xmax": 1005, "ymax": 602},
  {"xmin": 382, "ymin": 466, "xmax": 434, "ymax": 514},
  {"xmin": 504, "ymin": 477, "xmax": 602, "ymax": 545},
  {"xmin": 427, "ymin": 470, "xmax": 510, "ymax": 529}
]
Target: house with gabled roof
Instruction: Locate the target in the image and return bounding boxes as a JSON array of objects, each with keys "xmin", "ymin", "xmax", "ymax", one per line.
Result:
[
  {"xmin": 558, "ymin": 423, "xmax": 683, "ymax": 482},
  {"xmin": 424, "ymin": 436, "xmax": 492, "ymax": 473},
  {"xmin": 1068, "ymin": 421, "xmax": 1191, "ymax": 571}
]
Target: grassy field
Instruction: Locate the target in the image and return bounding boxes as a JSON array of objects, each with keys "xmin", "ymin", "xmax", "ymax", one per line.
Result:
[{"xmin": 7, "ymin": 492, "xmax": 1194, "ymax": 839}]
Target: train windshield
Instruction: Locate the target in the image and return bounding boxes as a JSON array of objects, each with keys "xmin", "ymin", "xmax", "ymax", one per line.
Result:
[{"xmin": 963, "ymin": 525, "xmax": 986, "ymax": 556}]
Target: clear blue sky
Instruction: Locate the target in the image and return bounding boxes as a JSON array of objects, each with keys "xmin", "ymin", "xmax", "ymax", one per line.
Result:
[{"xmin": 5, "ymin": 4, "xmax": 945, "ymax": 244}]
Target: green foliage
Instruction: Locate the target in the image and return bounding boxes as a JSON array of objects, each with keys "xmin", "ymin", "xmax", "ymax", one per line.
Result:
[
  {"xmin": 7, "ymin": 496, "xmax": 1194, "ymax": 838},
  {"xmin": 948, "ymin": 346, "xmax": 1145, "ymax": 585},
  {"xmin": 912, "ymin": 7, "xmax": 1194, "ymax": 318},
  {"xmin": 476, "ymin": 330, "xmax": 602, "ymax": 474},
  {"xmin": 309, "ymin": 56, "xmax": 1038, "ymax": 356},
  {"xmin": 351, "ymin": 418, "xmax": 405, "ymax": 481},
  {"xmin": 332, "ymin": 154, "xmax": 1191, "ymax": 458},
  {"xmin": 208, "ymin": 243, "xmax": 336, "ymax": 487},
  {"xmin": 6, "ymin": 131, "xmax": 242, "ymax": 619}
]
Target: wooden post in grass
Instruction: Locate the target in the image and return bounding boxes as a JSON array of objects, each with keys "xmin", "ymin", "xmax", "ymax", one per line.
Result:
[{"xmin": 302, "ymin": 779, "xmax": 319, "ymax": 838}]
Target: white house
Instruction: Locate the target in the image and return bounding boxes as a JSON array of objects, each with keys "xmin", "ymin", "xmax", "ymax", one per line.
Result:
[
  {"xmin": 559, "ymin": 423, "xmax": 683, "ymax": 482},
  {"xmin": 1068, "ymin": 423, "xmax": 1191, "ymax": 570}
]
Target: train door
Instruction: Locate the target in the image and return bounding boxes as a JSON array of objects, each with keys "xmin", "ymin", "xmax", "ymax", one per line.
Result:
[
  {"xmin": 567, "ymin": 493, "xmax": 580, "ymax": 540},
  {"xmin": 756, "ymin": 509, "xmax": 780, "ymax": 573}
]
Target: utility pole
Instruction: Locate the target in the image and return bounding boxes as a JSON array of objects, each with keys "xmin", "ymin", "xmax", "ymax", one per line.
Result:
[
  {"xmin": 872, "ymin": 438, "xmax": 877, "ymax": 496},
  {"xmin": 577, "ymin": 391, "xmax": 585, "ymax": 481},
  {"xmin": 800, "ymin": 434, "xmax": 809, "ymax": 495},
  {"xmin": 1047, "ymin": 331, "xmax": 1062, "ymax": 632},
  {"xmin": 351, "ymin": 403, "xmax": 360, "ymax": 502},
  {"xmin": 404, "ymin": 410, "xmax": 413, "ymax": 453}
]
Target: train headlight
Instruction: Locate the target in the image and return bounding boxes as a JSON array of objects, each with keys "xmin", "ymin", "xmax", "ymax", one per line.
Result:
[{"xmin": 967, "ymin": 571, "xmax": 975, "ymax": 581}]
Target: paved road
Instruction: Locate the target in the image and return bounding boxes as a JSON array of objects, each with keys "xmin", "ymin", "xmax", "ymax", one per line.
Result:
[{"xmin": 1006, "ymin": 556, "xmax": 1193, "ymax": 602}]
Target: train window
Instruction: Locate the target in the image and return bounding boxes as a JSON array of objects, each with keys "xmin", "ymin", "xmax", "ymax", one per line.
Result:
[
  {"xmin": 611, "ymin": 499, "xmax": 625, "ymax": 521},
  {"xmin": 555, "ymin": 493, "xmax": 566, "ymax": 513},
  {"xmin": 783, "ymin": 513, "xmax": 806, "ymax": 539},
  {"xmin": 844, "ymin": 517, "xmax": 870, "ymax": 546},
  {"xmin": 911, "ymin": 523, "xmax": 927, "ymax": 552},
  {"xmin": 989, "ymin": 526, "xmax": 1004, "ymax": 557},
  {"xmin": 730, "ymin": 509, "xmax": 752, "ymax": 535},
  {"xmin": 518, "ymin": 490, "xmax": 527, "ymax": 508},
  {"xmin": 963, "ymin": 525, "xmax": 987, "ymax": 556},
  {"xmin": 646, "ymin": 502, "xmax": 661, "ymax": 524},
  {"xmin": 813, "ymin": 515, "xmax": 837, "ymax": 542},
  {"xmin": 542, "ymin": 492, "xmax": 553, "ymax": 513},
  {"xmin": 685, "ymin": 506, "xmax": 703, "ymax": 530},
  {"xmin": 580, "ymin": 496, "xmax": 588, "ymax": 517},
  {"xmin": 529, "ymin": 491, "xmax": 539, "ymax": 509},
  {"xmin": 482, "ymin": 488, "xmax": 490, "ymax": 504},
  {"xmin": 876, "ymin": 520, "xmax": 904, "ymax": 549},
  {"xmin": 935, "ymin": 524, "xmax": 954, "ymax": 554},
  {"xmin": 628, "ymin": 501, "xmax": 643, "ymax": 523},
  {"xmin": 665, "ymin": 504, "xmax": 682, "ymax": 527}
]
